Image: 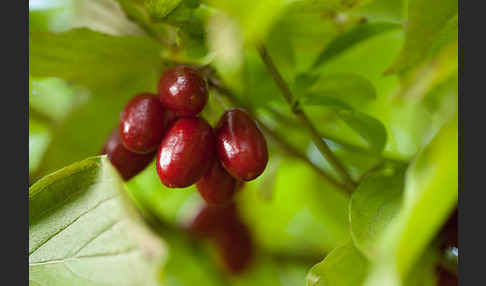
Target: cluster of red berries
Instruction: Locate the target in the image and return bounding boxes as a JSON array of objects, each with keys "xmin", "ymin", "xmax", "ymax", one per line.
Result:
[
  {"xmin": 102, "ymin": 65, "xmax": 268, "ymax": 204},
  {"xmin": 102, "ymin": 66, "xmax": 267, "ymax": 273}
]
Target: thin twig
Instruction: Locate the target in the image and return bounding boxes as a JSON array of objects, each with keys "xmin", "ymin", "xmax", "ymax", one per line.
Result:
[
  {"xmin": 208, "ymin": 78, "xmax": 352, "ymax": 194},
  {"xmin": 256, "ymin": 45, "xmax": 356, "ymax": 189}
]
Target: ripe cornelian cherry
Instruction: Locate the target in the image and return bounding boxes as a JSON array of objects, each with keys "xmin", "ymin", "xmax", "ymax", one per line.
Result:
[
  {"xmin": 120, "ymin": 93, "xmax": 168, "ymax": 154},
  {"xmin": 196, "ymin": 159, "xmax": 236, "ymax": 205},
  {"xmin": 158, "ymin": 66, "xmax": 208, "ymax": 117},
  {"xmin": 189, "ymin": 203, "xmax": 238, "ymax": 237},
  {"xmin": 165, "ymin": 109, "xmax": 178, "ymax": 128},
  {"xmin": 215, "ymin": 108, "xmax": 268, "ymax": 181},
  {"xmin": 156, "ymin": 117, "xmax": 215, "ymax": 188},
  {"xmin": 215, "ymin": 220, "xmax": 253, "ymax": 274},
  {"xmin": 101, "ymin": 127, "xmax": 155, "ymax": 181}
]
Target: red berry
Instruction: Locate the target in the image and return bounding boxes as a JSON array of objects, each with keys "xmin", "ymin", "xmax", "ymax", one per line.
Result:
[
  {"xmin": 101, "ymin": 127, "xmax": 155, "ymax": 180},
  {"xmin": 440, "ymin": 209, "xmax": 458, "ymax": 250},
  {"xmin": 436, "ymin": 266, "xmax": 457, "ymax": 286},
  {"xmin": 196, "ymin": 159, "xmax": 236, "ymax": 205},
  {"xmin": 158, "ymin": 66, "xmax": 208, "ymax": 116},
  {"xmin": 215, "ymin": 220, "xmax": 253, "ymax": 274},
  {"xmin": 120, "ymin": 93, "xmax": 168, "ymax": 154},
  {"xmin": 165, "ymin": 109, "xmax": 179, "ymax": 128},
  {"xmin": 188, "ymin": 203, "xmax": 238, "ymax": 237},
  {"xmin": 215, "ymin": 108, "xmax": 268, "ymax": 181},
  {"xmin": 156, "ymin": 117, "xmax": 215, "ymax": 188}
]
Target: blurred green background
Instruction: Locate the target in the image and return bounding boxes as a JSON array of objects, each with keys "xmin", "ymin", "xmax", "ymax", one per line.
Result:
[{"xmin": 29, "ymin": 0, "xmax": 458, "ymax": 285}]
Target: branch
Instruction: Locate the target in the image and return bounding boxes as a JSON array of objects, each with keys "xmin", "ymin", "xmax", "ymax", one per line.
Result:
[
  {"xmin": 208, "ymin": 77, "xmax": 352, "ymax": 194},
  {"xmin": 256, "ymin": 45, "xmax": 356, "ymax": 189}
]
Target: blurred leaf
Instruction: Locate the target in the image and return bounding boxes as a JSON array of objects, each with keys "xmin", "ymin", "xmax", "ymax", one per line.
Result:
[
  {"xmin": 306, "ymin": 242, "xmax": 369, "ymax": 286},
  {"xmin": 29, "ymin": 119, "xmax": 51, "ymax": 174},
  {"xmin": 307, "ymin": 140, "xmax": 384, "ymax": 182},
  {"xmin": 305, "ymin": 74, "xmax": 377, "ymax": 109},
  {"xmin": 29, "ymin": 28, "xmax": 164, "ymax": 178},
  {"xmin": 352, "ymin": 0, "xmax": 408, "ymax": 24},
  {"xmin": 312, "ymin": 22, "xmax": 401, "ymax": 69},
  {"xmin": 337, "ymin": 110, "xmax": 387, "ymax": 153},
  {"xmin": 160, "ymin": 232, "xmax": 226, "ymax": 286},
  {"xmin": 29, "ymin": 77, "xmax": 89, "ymax": 122},
  {"xmin": 145, "ymin": 0, "xmax": 184, "ymax": 19},
  {"xmin": 206, "ymin": 0, "xmax": 287, "ymax": 43},
  {"xmin": 69, "ymin": 0, "xmax": 147, "ymax": 36},
  {"xmin": 386, "ymin": 0, "xmax": 457, "ymax": 74},
  {"xmin": 289, "ymin": 0, "xmax": 372, "ymax": 13},
  {"xmin": 29, "ymin": 156, "xmax": 165, "ymax": 286},
  {"xmin": 365, "ymin": 114, "xmax": 458, "ymax": 284},
  {"xmin": 238, "ymin": 157, "xmax": 350, "ymax": 256},
  {"xmin": 349, "ymin": 167, "xmax": 406, "ymax": 259},
  {"xmin": 29, "ymin": 28, "xmax": 163, "ymax": 90},
  {"xmin": 303, "ymin": 95, "xmax": 387, "ymax": 153}
]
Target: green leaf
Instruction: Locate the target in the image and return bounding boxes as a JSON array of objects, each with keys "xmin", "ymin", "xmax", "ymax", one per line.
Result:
[
  {"xmin": 312, "ymin": 22, "xmax": 401, "ymax": 69},
  {"xmin": 386, "ymin": 0, "xmax": 457, "ymax": 74},
  {"xmin": 29, "ymin": 77, "xmax": 89, "ymax": 122},
  {"xmin": 365, "ymin": 114, "xmax": 458, "ymax": 284},
  {"xmin": 307, "ymin": 242, "xmax": 369, "ymax": 286},
  {"xmin": 349, "ymin": 167, "xmax": 406, "ymax": 259},
  {"xmin": 29, "ymin": 119, "xmax": 51, "ymax": 174},
  {"xmin": 289, "ymin": 0, "xmax": 372, "ymax": 13},
  {"xmin": 305, "ymin": 74, "xmax": 377, "ymax": 109},
  {"xmin": 29, "ymin": 28, "xmax": 164, "ymax": 178},
  {"xmin": 337, "ymin": 110, "xmax": 387, "ymax": 153},
  {"xmin": 145, "ymin": 0, "xmax": 184, "ymax": 20},
  {"xmin": 29, "ymin": 156, "xmax": 165, "ymax": 286},
  {"xmin": 238, "ymin": 156, "xmax": 350, "ymax": 256},
  {"xmin": 352, "ymin": 0, "xmax": 408, "ymax": 24},
  {"xmin": 29, "ymin": 28, "xmax": 163, "ymax": 90},
  {"xmin": 207, "ymin": 0, "xmax": 287, "ymax": 44}
]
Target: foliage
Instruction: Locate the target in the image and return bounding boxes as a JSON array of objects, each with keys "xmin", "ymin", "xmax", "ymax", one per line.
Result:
[{"xmin": 29, "ymin": 0, "xmax": 458, "ymax": 285}]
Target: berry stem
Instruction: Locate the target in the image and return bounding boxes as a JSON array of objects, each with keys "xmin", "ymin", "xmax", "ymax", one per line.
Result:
[
  {"xmin": 256, "ymin": 45, "xmax": 357, "ymax": 189},
  {"xmin": 208, "ymin": 77, "xmax": 353, "ymax": 194}
]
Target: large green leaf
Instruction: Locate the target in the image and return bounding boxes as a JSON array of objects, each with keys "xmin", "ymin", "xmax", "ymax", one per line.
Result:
[
  {"xmin": 386, "ymin": 0, "xmax": 457, "ymax": 74},
  {"xmin": 29, "ymin": 28, "xmax": 163, "ymax": 90},
  {"xmin": 29, "ymin": 28, "xmax": 164, "ymax": 179},
  {"xmin": 29, "ymin": 156, "xmax": 166, "ymax": 286},
  {"xmin": 306, "ymin": 242, "xmax": 369, "ymax": 286},
  {"xmin": 365, "ymin": 114, "xmax": 458, "ymax": 285},
  {"xmin": 349, "ymin": 167, "xmax": 406, "ymax": 259}
]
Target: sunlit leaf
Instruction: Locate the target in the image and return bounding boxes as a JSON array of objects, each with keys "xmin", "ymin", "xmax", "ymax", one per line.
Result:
[
  {"xmin": 349, "ymin": 167, "xmax": 406, "ymax": 259},
  {"xmin": 365, "ymin": 114, "xmax": 458, "ymax": 284},
  {"xmin": 307, "ymin": 242, "xmax": 368, "ymax": 286},
  {"xmin": 29, "ymin": 156, "xmax": 166, "ymax": 286},
  {"xmin": 386, "ymin": 0, "xmax": 457, "ymax": 74}
]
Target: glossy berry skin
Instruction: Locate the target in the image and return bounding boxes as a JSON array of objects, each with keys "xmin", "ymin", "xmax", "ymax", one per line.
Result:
[
  {"xmin": 120, "ymin": 93, "xmax": 168, "ymax": 154},
  {"xmin": 156, "ymin": 117, "xmax": 215, "ymax": 188},
  {"xmin": 215, "ymin": 108, "xmax": 268, "ymax": 181},
  {"xmin": 158, "ymin": 66, "xmax": 208, "ymax": 117},
  {"xmin": 215, "ymin": 220, "xmax": 253, "ymax": 274},
  {"xmin": 196, "ymin": 160, "xmax": 236, "ymax": 205},
  {"xmin": 101, "ymin": 127, "xmax": 155, "ymax": 181}
]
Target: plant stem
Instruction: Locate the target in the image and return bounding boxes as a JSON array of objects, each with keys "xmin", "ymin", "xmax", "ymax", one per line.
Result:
[
  {"xmin": 256, "ymin": 45, "xmax": 356, "ymax": 189},
  {"xmin": 208, "ymin": 78, "xmax": 352, "ymax": 194}
]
